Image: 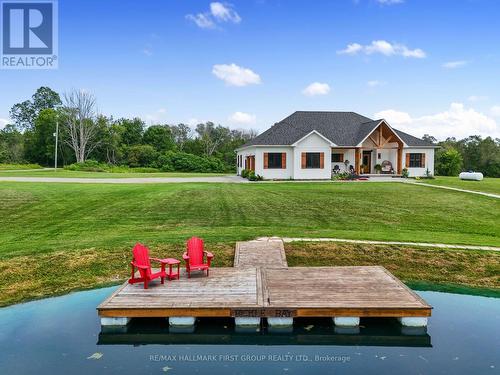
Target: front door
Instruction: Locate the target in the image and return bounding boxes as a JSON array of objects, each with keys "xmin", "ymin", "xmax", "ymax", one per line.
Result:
[{"xmin": 362, "ymin": 151, "xmax": 372, "ymax": 174}]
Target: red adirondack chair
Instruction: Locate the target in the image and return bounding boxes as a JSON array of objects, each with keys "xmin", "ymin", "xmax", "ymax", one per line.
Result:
[
  {"xmin": 183, "ymin": 237, "xmax": 214, "ymax": 277},
  {"xmin": 128, "ymin": 243, "xmax": 168, "ymax": 289}
]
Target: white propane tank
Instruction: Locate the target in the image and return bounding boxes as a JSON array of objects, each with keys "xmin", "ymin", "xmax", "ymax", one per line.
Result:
[{"xmin": 459, "ymin": 172, "xmax": 483, "ymax": 181}]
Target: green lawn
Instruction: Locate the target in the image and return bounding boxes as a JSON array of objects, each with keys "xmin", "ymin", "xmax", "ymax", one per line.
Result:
[
  {"xmin": 0, "ymin": 169, "xmax": 229, "ymax": 178},
  {"xmin": 415, "ymin": 176, "xmax": 500, "ymax": 195},
  {"xmin": 0, "ymin": 163, "xmax": 42, "ymax": 170},
  {"xmin": 1, "ymin": 181, "xmax": 499, "ymax": 306}
]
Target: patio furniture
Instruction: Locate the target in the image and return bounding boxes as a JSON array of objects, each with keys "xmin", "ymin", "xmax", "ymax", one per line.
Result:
[
  {"xmin": 183, "ymin": 237, "xmax": 214, "ymax": 278},
  {"xmin": 381, "ymin": 160, "xmax": 393, "ymax": 174},
  {"xmin": 333, "ymin": 165, "xmax": 340, "ymax": 174},
  {"xmin": 164, "ymin": 258, "xmax": 180, "ymax": 280},
  {"xmin": 128, "ymin": 243, "xmax": 168, "ymax": 289},
  {"xmin": 349, "ymin": 165, "xmax": 355, "ymax": 174}
]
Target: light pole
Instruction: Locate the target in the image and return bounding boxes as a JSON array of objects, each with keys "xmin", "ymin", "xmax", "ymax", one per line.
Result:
[{"xmin": 54, "ymin": 119, "xmax": 59, "ymax": 171}]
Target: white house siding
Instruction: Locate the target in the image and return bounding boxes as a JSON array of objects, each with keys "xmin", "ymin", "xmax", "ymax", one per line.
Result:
[
  {"xmin": 293, "ymin": 133, "xmax": 332, "ymax": 180},
  {"xmin": 255, "ymin": 147, "xmax": 293, "ymax": 179},
  {"xmin": 404, "ymin": 148, "xmax": 435, "ymax": 177},
  {"xmin": 331, "ymin": 148, "xmax": 356, "ymax": 173},
  {"xmin": 236, "ymin": 147, "xmax": 256, "ymax": 175}
]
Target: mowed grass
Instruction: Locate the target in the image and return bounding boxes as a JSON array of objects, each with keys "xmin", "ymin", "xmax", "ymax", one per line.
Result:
[
  {"xmin": 1, "ymin": 182, "xmax": 499, "ymax": 259},
  {"xmin": 0, "ymin": 181, "xmax": 499, "ymax": 305},
  {"xmin": 415, "ymin": 176, "xmax": 500, "ymax": 195},
  {"xmin": 286, "ymin": 242, "xmax": 500, "ymax": 297},
  {"xmin": 0, "ymin": 169, "xmax": 229, "ymax": 178}
]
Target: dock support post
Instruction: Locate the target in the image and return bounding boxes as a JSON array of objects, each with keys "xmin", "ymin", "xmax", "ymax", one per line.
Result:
[
  {"xmin": 333, "ymin": 317, "xmax": 360, "ymax": 327},
  {"xmin": 235, "ymin": 318, "xmax": 261, "ymax": 327},
  {"xmin": 169, "ymin": 317, "xmax": 196, "ymax": 327},
  {"xmin": 267, "ymin": 318, "xmax": 294, "ymax": 327},
  {"xmin": 398, "ymin": 317, "xmax": 428, "ymax": 327},
  {"xmin": 100, "ymin": 317, "xmax": 131, "ymax": 326}
]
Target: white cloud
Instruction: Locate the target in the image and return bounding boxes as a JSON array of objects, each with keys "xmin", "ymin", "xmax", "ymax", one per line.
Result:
[
  {"xmin": 337, "ymin": 43, "xmax": 363, "ymax": 55},
  {"xmin": 302, "ymin": 82, "xmax": 331, "ymax": 96},
  {"xmin": 468, "ymin": 95, "xmax": 488, "ymax": 102},
  {"xmin": 337, "ymin": 40, "xmax": 426, "ymax": 58},
  {"xmin": 0, "ymin": 118, "xmax": 8, "ymax": 129},
  {"xmin": 377, "ymin": 0, "xmax": 404, "ymax": 4},
  {"xmin": 367, "ymin": 80, "xmax": 386, "ymax": 87},
  {"xmin": 374, "ymin": 103, "xmax": 499, "ymax": 140},
  {"xmin": 186, "ymin": 2, "xmax": 240, "ymax": 29},
  {"xmin": 145, "ymin": 108, "xmax": 167, "ymax": 123},
  {"xmin": 212, "ymin": 63, "xmax": 261, "ymax": 86},
  {"xmin": 442, "ymin": 60, "xmax": 467, "ymax": 69},
  {"xmin": 186, "ymin": 13, "xmax": 216, "ymax": 29},
  {"xmin": 210, "ymin": 2, "xmax": 241, "ymax": 23},
  {"xmin": 228, "ymin": 111, "xmax": 256, "ymax": 125},
  {"xmin": 490, "ymin": 105, "xmax": 500, "ymax": 117}
]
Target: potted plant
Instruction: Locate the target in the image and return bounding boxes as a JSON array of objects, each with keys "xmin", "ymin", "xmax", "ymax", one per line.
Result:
[
  {"xmin": 360, "ymin": 164, "xmax": 367, "ymax": 174},
  {"xmin": 374, "ymin": 164, "xmax": 382, "ymax": 174}
]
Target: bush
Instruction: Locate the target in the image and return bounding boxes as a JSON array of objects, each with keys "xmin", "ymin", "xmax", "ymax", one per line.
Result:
[
  {"xmin": 65, "ymin": 160, "xmax": 108, "ymax": 172},
  {"xmin": 241, "ymin": 169, "xmax": 249, "ymax": 178},
  {"xmin": 126, "ymin": 145, "xmax": 159, "ymax": 168},
  {"xmin": 436, "ymin": 148, "xmax": 463, "ymax": 176},
  {"xmin": 157, "ymin": 151, "xmax": 226, "ymax": 173},
  {"xmin": 402, "ymin": 168, "xmax": 409, "ymax": 178},
  {"xmin": 246, "ymin": 171, "xmax": 263, "ymax": 181}
]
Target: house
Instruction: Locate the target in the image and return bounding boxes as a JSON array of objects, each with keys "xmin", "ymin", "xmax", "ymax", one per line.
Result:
[{"xmin": 236, "ymin": 111, "xmax": 438, "ymax": 179}]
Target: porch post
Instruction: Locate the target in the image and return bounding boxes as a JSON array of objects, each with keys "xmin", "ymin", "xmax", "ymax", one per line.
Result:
[
  {"xmin": 397, "ymin": 146, "xmax": 403, "ymax": 174},
  {"xmin": 355, "ymin": 148, "xmax": 361, "ymax": 174}
]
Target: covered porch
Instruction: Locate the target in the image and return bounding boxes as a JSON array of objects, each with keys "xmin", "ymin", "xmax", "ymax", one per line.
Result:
[{"xmin": 331, "ymin": 121, "xmax": 404, "ymax": 176}]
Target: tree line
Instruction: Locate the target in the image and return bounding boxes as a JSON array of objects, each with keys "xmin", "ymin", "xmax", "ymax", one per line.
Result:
[
  {"xmin": 1, "ymin": 86, "xmax": 499, "ymax": 176},
  {"xmin": 0, "ymin": 87, "xmax": 257, "ymax": 172},
  {"xmin": 422, "ymin": 135, "xmax": 500, "ymax": 177}
]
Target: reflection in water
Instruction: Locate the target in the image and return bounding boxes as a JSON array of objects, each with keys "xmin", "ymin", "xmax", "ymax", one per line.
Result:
[
  {"xmin": 0, "ymin": 286, "xmax": 498, "ymax": 375},
  {"xmin": 98, "ymin": 317, "xmax": 431, "ymax": 347}
]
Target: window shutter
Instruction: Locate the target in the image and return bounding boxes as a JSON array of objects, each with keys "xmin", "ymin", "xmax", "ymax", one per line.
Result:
[
  {"xmin": 301, "ymin": 153, "xmax": 306, "ymax": 168},
  {"xmin": 320, "ymin": 153, "xmax": 324, "ymax": 169},
  {"xmin": 405, "ymin": 153, "xmax": 410, "ymax": 168},
  {"xmin": 421, "ymin": 153, "xmax": 426, "ymax": 168},
  {"xmin": 264, "ymin": 153, "xmax": 269, "ymax": 169},
  {"xmin": 340, "ymin": 153, "xmax": 344, "ymax": 162},
  {"xmin": 281, "ymin": 153, "xmax": 286, "ymax": 169}
]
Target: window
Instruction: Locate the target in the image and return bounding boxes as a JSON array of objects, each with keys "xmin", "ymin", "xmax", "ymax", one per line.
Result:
[
  {"xmin": 306, "ymin": 153, "xmax": 321, "ymax": 168},
  {"xmin": 409, "ymin": 153, "xmax": 424, "ymax": 168},
  {"xmin": 267, "ymin": 153, "xmax": 283, "ymax": 169},
  {"xmin": 331, "ymin": 153, "xmax": 344, "ymax": 163}
]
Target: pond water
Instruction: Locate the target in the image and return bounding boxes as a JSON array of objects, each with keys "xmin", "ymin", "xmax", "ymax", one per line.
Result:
[{"xmin": 0, "ymin": 287, "xmax": 498, "ymax": 374}]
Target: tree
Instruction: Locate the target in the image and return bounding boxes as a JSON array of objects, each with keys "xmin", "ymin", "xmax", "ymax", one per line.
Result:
[
  {"xmin": 23, "ymin": 109, "xmax": 58, "ymax": 166},
  {"xmin": 436, "ymin": 148, "xmax": 463, "ymax": 176},
  {"xmin": 422, "ymin": 134, "xmax": 437, "ymax": 144},
  {"xmin": 195, "ymin": 122, "xmax": 230, "ymax": 156},
  {"xmin": 143, "ymin": 125, "xmax": 175, "ymax": 152},
  {"xmin": 9, "ymin": 87, "xmax": 61, "ymax": 130},
  {"xmin": 170, "ymin": 124, "xmax": 192, "ymax": 151},
  {"xmin": 117, "ymin": 118, "xmax": 144, "ymax": 146},
  {"xmin": 0, "ymin": 124, "xmax": 24, "ymax": 163},
  {"xmin": 60, "ymin": 90, "xmax": 100, "ymax": 163}
]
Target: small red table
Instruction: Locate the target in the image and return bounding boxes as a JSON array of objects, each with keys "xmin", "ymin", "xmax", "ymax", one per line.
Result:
[{"xmin": 163, "ymin": 258, "xmax": 180, "ymax": 280}]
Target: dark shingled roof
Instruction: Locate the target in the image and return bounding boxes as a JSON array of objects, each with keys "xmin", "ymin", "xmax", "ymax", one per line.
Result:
[{"xmin": 240, "ymin": 111, "xmax": 435, "ymax": 148}]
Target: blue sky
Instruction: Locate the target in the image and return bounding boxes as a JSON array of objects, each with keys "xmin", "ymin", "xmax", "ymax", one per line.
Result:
[{"xmin": 1, "ymin": 0, "xmax": 499, "ymax": 140}]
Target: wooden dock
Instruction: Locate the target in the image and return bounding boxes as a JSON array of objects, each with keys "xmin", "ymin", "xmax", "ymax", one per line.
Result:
[{"xmin": 98, "ymin": 239, "xmax": 431, "ymax": 321}]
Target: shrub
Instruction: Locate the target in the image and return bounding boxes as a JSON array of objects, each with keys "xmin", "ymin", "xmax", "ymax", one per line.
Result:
[
  {"xmin": 157, "ymin": 151, "xmax": 226, "ymax": 173},
  {"xmin": 241, "ymin": 169, "xmax": 249, "ymax": 178},
  {"xmin": 65, "ymin": 160, "xmax": 108, "ymax": 172},
  {"xmin": 374, "ymin": 164, "xmax": 382, "ymax": 173},
  {"xmin": 246, "ymin": 171, "xmax": 263, "ymax": 181},
  {"xmin": 126, "ymin": 145, "xmax": 159, "ymax": 167},
  {"xmin": 402, "ymin": 168, "xmax": 409, "ymax": 178},
  {"xmin": 436, "ymin": 148, "xmax": 463, "ymax": 176},
  {"xmin": 332, "ymin": 172, "xmax": 350, "ymax": 181}
]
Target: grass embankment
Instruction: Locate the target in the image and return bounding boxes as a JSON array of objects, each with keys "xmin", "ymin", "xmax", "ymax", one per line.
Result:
[
  {"xmin": 0, "ymin": 163, "xmax": 42, "ymax": 170},
  {"xmin": 286, "ymin": 242, "xmax": 500, "ymax": 298},
  {"xmin": 0, "ymin": 181, "xmax": 499, "ymax": 305},
  {"xmin": 415, "ymin": 176, "xmax": 500, "ymax": 195},
  {"xmin": 0, "ymin": 169, "xmax": 229, "ymax": 178}
]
